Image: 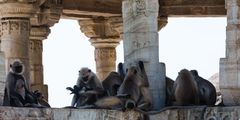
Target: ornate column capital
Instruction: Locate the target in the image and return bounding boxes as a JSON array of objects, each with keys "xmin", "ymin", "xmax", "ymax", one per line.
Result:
[
  {"xmin": 90, "ymin": 38, "xmax": 121, "ymax": 48},
  {"xmin": 79, "ymin": 17, "xmax": 122, "ymax": 80},
  {"xmin": 79, "ymin": 16, "xmax": 123, "ymax": 39},
  {"xmin": 158, "ymin": 16, "xmax": 168, "ymax": 31},
  {"xmin": 30, "ymin": 26, "xmax": 50, "ymax": 40},
  {"xmin": 30, "ymin": 0, "xmax": 63, "ymax": 27},
  {"xmin": 0, "ymin": 1, "xmax": 40, "ymax": 18}
]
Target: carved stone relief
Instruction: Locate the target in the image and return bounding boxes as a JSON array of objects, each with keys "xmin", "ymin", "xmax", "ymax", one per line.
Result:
[
  {"xmin": 130, "ymin": 0, "xmax": 148, "ymax": 17},
  {"xmin": 95, "ymin": 48, "xmax": 116, "ymax": 61},
  {"xmin": 1, "ymin": 19, "xmax": 30, "ymax": 35}
]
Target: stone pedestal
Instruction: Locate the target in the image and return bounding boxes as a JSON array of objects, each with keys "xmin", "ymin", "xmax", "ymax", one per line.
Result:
[
  {"xmin": 219, "ymin": 0, "xmax": 240, "ymax": 105},
  {"xmin": 122, "ymin": 0, "xmax": 165, "ymax": 110},
  {"xmin": 29, "ymin": 26, "xmax": 50, "ymax": 100},
  {"xmin": 79, "ymin": 17, "xmax": 122, "ymax": 80}
]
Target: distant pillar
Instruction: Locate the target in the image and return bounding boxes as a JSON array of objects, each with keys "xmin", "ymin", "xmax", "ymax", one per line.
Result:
[
  {"xmin": 79, "ymin": 17, "xmax": 122, "ymax": 80},
  {"xmin": 220, "ymin": 0, "xmax": 240, "ymax": 105},
  {"xmin": 90, "ymin": 39, "xmax": 120, "ymax": 81},
  {"xmin": 122, "ymin": 0, "xmax": 165, "ymax": 110},
  {"xmin": 29, "ymin": 26, "xmax": 50, "ymax": 101}
]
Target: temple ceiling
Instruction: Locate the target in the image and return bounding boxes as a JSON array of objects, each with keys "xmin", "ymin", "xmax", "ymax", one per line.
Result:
[{"xmin": 62, "ymin": 0, "xmax": 226, "ymax": 20}]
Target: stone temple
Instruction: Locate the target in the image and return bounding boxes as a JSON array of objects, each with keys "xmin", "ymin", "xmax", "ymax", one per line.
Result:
[{"xmin": 0, "ymin": 0, "xmax": 239, "ymax": 119}]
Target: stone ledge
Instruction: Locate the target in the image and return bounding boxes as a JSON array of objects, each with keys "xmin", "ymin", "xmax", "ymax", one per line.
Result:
[
  {"xmin": 1, "ymin": 106, "xmax": 240, "ymax": 120},
  {"xmin": 0, "ymin": 107, "xmax": 141, "ymax": 120},
  {"xmin": 150, "ymin": 106, "xmax": 240, "ymax": 120}
]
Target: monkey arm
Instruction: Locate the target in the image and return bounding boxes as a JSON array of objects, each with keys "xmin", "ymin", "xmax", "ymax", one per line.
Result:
[
  {"xmin": 80, "ymin": 90, "xmax": 100, "ymax": 95},
  {"xmin": 7, "ymin": 73, "xmax": 19, "ymax": 97},
  {"xmin": 138, "ymin": 87, "xmax": 153, "ymax": 111}
]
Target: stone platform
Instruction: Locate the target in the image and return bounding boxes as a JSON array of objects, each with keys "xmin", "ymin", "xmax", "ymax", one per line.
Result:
[{"xmin": 0, "ymin": 106, "xmax": 239, "ymax": 120}]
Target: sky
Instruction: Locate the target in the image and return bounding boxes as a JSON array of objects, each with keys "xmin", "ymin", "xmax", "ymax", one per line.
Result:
[{"xmin": 43, "ymin": 17, "xmax": 226, "ymax": 107}]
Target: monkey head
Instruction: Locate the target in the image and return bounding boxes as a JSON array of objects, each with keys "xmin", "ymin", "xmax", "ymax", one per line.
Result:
[
  {"xmin": 10, "ymin": 60, "xmax": 24, "ymax": 74},
  {"xmin": 178, "ymin": 69, "xmax": 194, "ymax": 80},
  {"xmin": 79, "ymin": 67, "xmax": 92, "ymax": 83}
]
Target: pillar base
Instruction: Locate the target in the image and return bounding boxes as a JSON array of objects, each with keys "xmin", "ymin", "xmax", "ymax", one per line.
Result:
[
  {"xmin": 148, "ymin": 62, "xmax": 166, "ymax": 110},
  {"xmin": 221, "ymin": 88, "xmax": 240, "ymax": 105},
  {"xmin": 220, "ymin": 58, "xmax": 240, "ymax": 105},
  {"xmin": 31, "ymin": 84, "xmax": 48, "ymax": 101}
]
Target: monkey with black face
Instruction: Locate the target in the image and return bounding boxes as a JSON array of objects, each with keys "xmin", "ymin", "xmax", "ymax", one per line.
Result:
[
  {"xmin": 3, "ymin": 60, "xmax": 38, "ymax": 107},
  {"xmin": 67, "ymin": 67, "xmax": 104, "ymax": 107},
  {"xmin": 117, "ymin": 61, "xmax": 152, "ymax": 111}
]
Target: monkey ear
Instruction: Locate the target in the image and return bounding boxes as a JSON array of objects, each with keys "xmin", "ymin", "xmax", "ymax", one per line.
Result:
[
  {"xmin": 88, "ymin": 69, "xmax": 91, "ymax": 72},
  {"xmin": 118, "ymin": 63, "xmax": 123, "ymax": 70},
  {"xmin": 138, "ymin": 61, "xmax": 144, "ymax": 71}
]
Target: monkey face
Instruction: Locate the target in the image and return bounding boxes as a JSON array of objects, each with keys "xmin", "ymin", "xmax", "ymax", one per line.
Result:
[
  {"xmin": 82, "ymin": 76, "xmax": 88, "ymax": 82},
  {"xmin": 10, "ymin": 61, "xmax": 23, "ymax": 74},
  {"xmin": 14, "ymin": 66, "xmax": 23, "ymax": 74},
  {"xmin": 79, "ymin": 68, "xmax": 91, "ymax": 83}
]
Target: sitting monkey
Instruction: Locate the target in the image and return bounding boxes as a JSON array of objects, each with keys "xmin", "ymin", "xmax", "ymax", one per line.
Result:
[
  {"xmin": 67, "ymin": 67, "xmax": 104, "ymax": 107},
  {"xmin": 3, "ymin": 60, "xmax": 39, "ymax": 107}
]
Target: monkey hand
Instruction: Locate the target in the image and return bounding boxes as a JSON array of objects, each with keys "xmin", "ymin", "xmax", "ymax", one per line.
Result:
[
  {"xmin": 66, "ymin": 85, "xmax": 80, "ymax": 94},
  {"xmin": 33, "ymin": 90, "xmax": 43, "ymax": 99},
  {"xmin": 66, "ymin": 87, "xmax": 74, "ymax": 92}
]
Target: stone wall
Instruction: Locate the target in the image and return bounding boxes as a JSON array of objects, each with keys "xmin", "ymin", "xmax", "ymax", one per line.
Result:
[
  {"xmin": 0, "ymin": 106, "xmax": 240, "ymax": 120},
  {"xmin": 0, "ymin": 107, "xmax": 141, "ymax": 120}
]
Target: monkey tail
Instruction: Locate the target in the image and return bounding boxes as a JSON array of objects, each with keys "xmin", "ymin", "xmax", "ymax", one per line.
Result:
[{"xmin": 94, "ymin": 96, "xmax": 123, "ymax": 109}]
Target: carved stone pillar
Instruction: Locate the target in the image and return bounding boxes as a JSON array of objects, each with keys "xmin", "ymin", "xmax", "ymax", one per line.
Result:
[
  {"xmin": 219, "ymin": 0, "xmax": 240, "ymax": 105},
  {"xmin": 122, "ymin": 0, "xmax": 165, "ymax": 110},
  {"xmin": 0, "ymin": 17, "xmax": 32, "ymax": 88},
  {"xmin": 29, "ymin": 26, "xmax": 50, "ymax": 101},
  {"xmin": 90, "ymin": 39, "xmax": 120, "ymax": 80},
  {"xmin": 0, "ymin": 1, "xmax": 45, "ymax": 88},
  {"xmin": 29, "ymin": 1, "xmax": 62, "ymax": 101},
  {"xmin": 79, "ymin": 17, "xmax": 122, "ymax": 80}
]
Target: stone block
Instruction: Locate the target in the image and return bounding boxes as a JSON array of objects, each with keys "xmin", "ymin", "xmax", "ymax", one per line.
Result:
[
  {"xmin": 220, "ymin": 58, "xmax": 240, "ymax": 105},
  {"xmin": 227, "ymin": 6, "xmax": 240, "ymax": 24}
]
